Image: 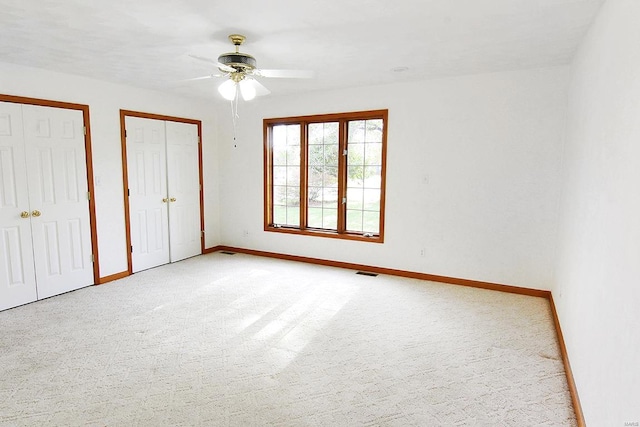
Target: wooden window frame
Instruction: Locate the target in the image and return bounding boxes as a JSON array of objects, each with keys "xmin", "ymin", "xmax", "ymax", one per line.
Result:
[{"xmin": 264, "ymin": 109, "xmax": 388, "ymax": 243}]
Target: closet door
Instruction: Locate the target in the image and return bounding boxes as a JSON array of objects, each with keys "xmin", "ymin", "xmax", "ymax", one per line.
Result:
[
  {"xmin": 22, "ymin": 105, "xmax": 94, "ymax": 299},
  {"xmin": 0, "ymin": 102, "xmax": 38, "ymax": 311},
  {"xmin": 166, "ymin": 121, "xmax": 201, "ymax": 262},
  {"xmin": 126, "ymin": 116, "xmax": 170, "ymax": 272}
]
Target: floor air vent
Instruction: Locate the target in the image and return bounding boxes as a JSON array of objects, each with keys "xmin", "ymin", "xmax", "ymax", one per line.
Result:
[
  {"xmin": 356, "ymin": 271, "xmax": 378, "ymax": 277},
  {"xmin": 220, "ymin": 251, "xmax": 236, "ymax": 255}
]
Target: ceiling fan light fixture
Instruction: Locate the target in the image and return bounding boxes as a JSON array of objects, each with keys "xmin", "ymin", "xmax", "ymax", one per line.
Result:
[
  {"xmin": 205, "ymin": 34, "xmax": 309, "ymax": 103},
  {"xmin": 218, "ymin": 79, "xmax": 237, "ymax": 100},
  {"xmin": 238, "ymin": 79, "xmax": 256, "ymax": 101}
]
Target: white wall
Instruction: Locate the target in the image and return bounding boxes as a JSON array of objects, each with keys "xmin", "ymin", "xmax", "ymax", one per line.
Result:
[
  {"xmin": 0, "ymin": 62, "xmax": 222, "ymax": 277},
  {"xmin": 555, "ymin": 0, "xmax": 640, "ymax": 424},
  {"xmin": 217, "ymin": 66, "xmax": 569, "ymax": 290}
]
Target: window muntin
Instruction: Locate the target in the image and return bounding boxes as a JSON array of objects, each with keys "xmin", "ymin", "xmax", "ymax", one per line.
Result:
[{"xmin": 265, "ymin": 110, "xmax": 387, "ymax": 242}]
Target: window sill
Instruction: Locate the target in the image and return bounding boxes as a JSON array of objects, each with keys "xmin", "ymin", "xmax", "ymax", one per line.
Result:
[{"xmin": 265, "ymin": 225, "xmax": 383, "ymax": 243}]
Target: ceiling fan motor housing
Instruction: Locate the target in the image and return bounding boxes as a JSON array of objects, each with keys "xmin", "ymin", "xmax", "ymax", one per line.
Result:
[{"xmin": 218, "ymin": 52, "xmax": 257, "ymax": 72}]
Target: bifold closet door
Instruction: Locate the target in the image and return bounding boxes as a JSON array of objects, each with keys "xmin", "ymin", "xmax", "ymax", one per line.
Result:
[
  {"xmin": 165, "ymin": 121, "xmax": 200, "ymax": 262},
  {"xmin": 22, "ymin": 105, "xmax": 94, "ymax": 299},
  {"xmin": 0, "ymin": 102, "xmax": 94, "ymax": 310},
  {"xmin": 126, "ymin": 116, "xmax": 170, "ymax": 273},
  {"xmin": 125, "ymin": 116, "xmax": 200, "ymax": 273},
  {"xmin": 0, "ymin": 102, "xmax": 38, "ymax": 311}
]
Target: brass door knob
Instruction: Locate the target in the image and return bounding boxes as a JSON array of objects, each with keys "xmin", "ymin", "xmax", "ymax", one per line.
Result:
[
  {"xmin": 20, "ymin": 211, "xmax": 30, "ymax": 218},
  {"xmin": 170, "ymin": 198, "xmax": 176, "ymax": 202},
  {"xmin": 162, "ymin": 198, "xmax": 169, "ymax": 203},
  {"xmin": 31, "ymin": 210, "xmax": 41, "ymax": 217}
]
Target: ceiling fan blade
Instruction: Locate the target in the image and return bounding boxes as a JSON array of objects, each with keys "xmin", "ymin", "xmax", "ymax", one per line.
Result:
[
  {"xmin": 188, "ymin": 54, "xmax": 217, "ymax": 65},
  {"xmin": 255, "ymin": 69, "xmax": 315, "ymax": 79},
  {"xmin": 217, "ymin": 62, "xmax": 236, "ymax": 73},
  {"xmin": 182, "ymin": 74, "xmax": 218, "ymax": 82},
  {"xmin": 246, "ymin": 78, "xmax": 271, "ymax": 96},
  {"xmin": 188, "ymin": 54, "xmax": 236, "ymax": 73}
]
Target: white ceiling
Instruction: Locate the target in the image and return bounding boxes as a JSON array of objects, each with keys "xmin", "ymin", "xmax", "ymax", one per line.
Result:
[{"xmin": 0, "ymin": 0, "xmax": 604, "ymax": 100}]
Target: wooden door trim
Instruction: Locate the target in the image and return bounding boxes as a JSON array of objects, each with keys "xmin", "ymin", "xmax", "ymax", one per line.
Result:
[
  {"xmin": 120, "ymin": 110, "xmax": 205, "ymax": 275},
  {"xmin": 0, "ymin": 94, "xmax": 100, "ymax": 285}
]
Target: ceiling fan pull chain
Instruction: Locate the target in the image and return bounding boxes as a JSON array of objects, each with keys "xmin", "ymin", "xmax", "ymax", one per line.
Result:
[{"xmin": 230, "ymin": 95, "xmax": 239, "ymax": 148}]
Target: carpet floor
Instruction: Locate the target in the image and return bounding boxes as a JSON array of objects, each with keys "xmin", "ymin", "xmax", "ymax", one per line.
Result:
[{"xmin": 0, "ymin": 252, "xmax": 576, "ymax": 426}]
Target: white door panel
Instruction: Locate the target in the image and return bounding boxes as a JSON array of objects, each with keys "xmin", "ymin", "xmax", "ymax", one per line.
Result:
[
  {"xmin": 0, "ymin": 102, "xmax": 37, "ymax": 310},
  {"xmin": 22, "ymin": 105, "xmax": 94, "ymax": 299},
  {"xmin": 166, "ymin": 121, "xmax": 201, "ymax": 262},
  {"xmin": 126, "ymin": 116, "xmax": 170, "ymax": 272}
]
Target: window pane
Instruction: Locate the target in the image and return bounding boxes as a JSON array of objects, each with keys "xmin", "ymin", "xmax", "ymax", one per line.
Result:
[
  {"xmin": 324, "ymin": 144, "xmax": 339, "ymax": 165},
  {"xmin": 348, "ymin": 143, "xmax": 365, "ymax": 166},
  {"xmin": 345, "ymin": 118, "xmax": 384, "ymax": 237},
  {"xmin": 308, "ymin": 144, "xmax": 323, "ymax": 165},
  {"xmin": 363, "ymin": 189, "xmax": 381, "ymax": 211},
  {"xmin": 287, "ymin": 146, "xmax": 300, "ymax": 166},
  {"xmin": 364, "ymin": 119, "xmax": 383, "ymax": 143},
  {"xmin": 286, "ymin": 166, "xmax": 300, "ymax": 186},
  {"xmin": 346, "ymin": 209, "xmax": 363, "ymax": 232},
  {"xmin": 363, "ymin": 166, "xmax": 381, "ymax": 189},
  {"xmin": 273, "ymin": 166, "xmax": 287, "ymax": 185},
  {"xmin": 363, "ymin": 211, "xmax": 380, "ymax": 234},
  {"xmin": 347, "ymin": 187, "xmax": 363, "ymax": 210},
  {"xmin": 272, "ymin": 182, "xmax": 298, "ymax": 227},
  {"xmin": 348, "ymin": 120, "xmax": 365, "ymax": 143},
  {"xmin": 308, "ymin": 123, "xmax": 324, "ymax": 145},
  {"xmin": 324, "ymin": 166, "xmax": 339, "ymax": 188},
  {"xmin": 273, "ymin": 147, "xmax": 287, "ymax": 166},
  {"xmin": 287, "ymin": 125, "xmax": 300, "ymax": 145},
  {"xmin": 273, "ymin": 125, "xmax": 287, "ymax": 148},
  {"xmin": 287, "ymin": 206, "xmax": 300, "ymax": 226},
  {"xmin": 274, "ymin": 205, "xmax": 287, "ymax": 224},
  {"xmin": 365, "ymin": 142, "xmax": 382, "ymax": 166},
  {"xmin": 323, "ymin": 208, "xmax": 337, "ymax": 229},
  {"xmin": 308, "ymin": 207, "xmax": 323, "ymax": 228},
  {"xmin": 282, "ymin": 207, "xmax": 299, "ymax": 226},
  {"xmin": 347, "ymin": 166, "xmax": 364, "ymax": 188},
  {"xmin": 323, "ymin": 123, "xmax": 339, "ymax": 144},
  {"xmin": 286, "ymin": 186, "xmax": 300, "ymax": 206},
  {"xmin": 307, "ymin": 122, "xmax": 339, "ymax": 231},
  {"xmin": 272, "ymin": 125, "xmax": 301, "ymax": 227},
  {"xmin": 308, "ymin": 186, "xmax": 322, "ymax": 205},
  {"xmin": 323, "ymin": 188, "xmax": 338, "ymax": 208},
  {"xmin": 273, "ymin": 186, "xmax": 287, "ymax": 206},
  {"xmin": 308, "ymin": 167, "xmax": 322, "ymax": 187}
]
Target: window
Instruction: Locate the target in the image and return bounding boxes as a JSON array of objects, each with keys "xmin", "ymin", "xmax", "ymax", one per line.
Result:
[{"xmin": 264, "ymin": 110, "xmax": 387, "ymax": 242}]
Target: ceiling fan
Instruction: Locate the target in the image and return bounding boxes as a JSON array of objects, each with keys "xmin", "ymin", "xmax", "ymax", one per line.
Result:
[{"xmin": 189, "ymin": 34, "xmax": 314, "ymax": 101}]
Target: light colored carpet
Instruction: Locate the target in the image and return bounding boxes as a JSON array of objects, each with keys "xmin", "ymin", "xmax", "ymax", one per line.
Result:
[{"xmin": 0, "ymin": 253, "xmax": 576, "ymax": 426}]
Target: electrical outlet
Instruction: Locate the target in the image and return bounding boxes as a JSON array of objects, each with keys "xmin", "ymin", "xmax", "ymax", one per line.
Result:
[
  {"xmin": 243, "ymin": 229, "xmax": 249, "ymax": 237},
  {"xmin": 420, "ymin": 247, "xmax": 426, "ymax": 257}
]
